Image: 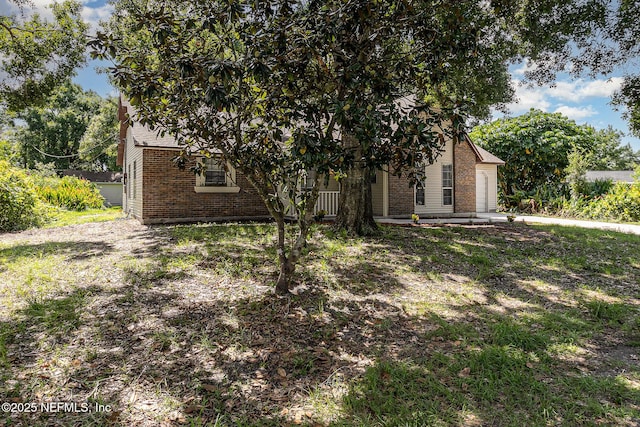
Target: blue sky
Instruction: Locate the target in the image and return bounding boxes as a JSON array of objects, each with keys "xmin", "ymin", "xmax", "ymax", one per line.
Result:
[
  {"xmin": 494, "ymin": 64, "xmax": 640, "ymax": 151},
  {"xmin": 4, "ymin": 0, "xmax": 640, "ymax": 152}
]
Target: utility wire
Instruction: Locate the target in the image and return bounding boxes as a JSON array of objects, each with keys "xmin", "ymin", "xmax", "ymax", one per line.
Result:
[{"xmin": 27, "ymin": 135, "xmax": 118, "ymax": 159}]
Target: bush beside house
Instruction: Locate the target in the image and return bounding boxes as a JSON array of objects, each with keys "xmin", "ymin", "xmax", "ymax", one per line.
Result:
[
  {"xmin": 571, "ymin": 181, "xmax": 640, "ymax": 222},
  {"xmin": 0, "ymin": 161, "xmax": 49, "ymax": 231},
  {"xmin": 0, "ymin": 162, "xmax": 106, "ymax": 232},
  {"xmin": 34, "ymin": 175, "xmax": 105, "ymax": 211},
  {"xmin": 513, "ymin": 171, "xmax": 640, "ymax": 223}
]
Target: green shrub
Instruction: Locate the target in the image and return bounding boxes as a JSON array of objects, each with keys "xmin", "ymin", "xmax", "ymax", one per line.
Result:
[
  {"xmin": 0, "ymin": 161, "xmax": 50, "ymax": 231},
  {"xmin": 503, "ymin": 178, "xmax": 640, "ymax": 224},
  {"xmin": 586, "ymin": 183, "xmax": 640, "ymax": 222},
  {"xmin": 584, "ymin": 179, "xmax": 614, "ymax": 198},
  {"xmin": 34, "ymin": 175, "xmax": 104, "ymax": 211},
  {"xmin": 568, "ymin": 178, "xmax": 615, "ymax": 201}
]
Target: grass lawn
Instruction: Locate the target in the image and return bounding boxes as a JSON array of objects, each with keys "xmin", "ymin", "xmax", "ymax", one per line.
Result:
[
  {"xmin": 0, "ymin": 219, "xmax": 638, "ymax": 426},
  {"xmin": 44, "ymin": 206, "xmax": 124, "ymax": 228}
]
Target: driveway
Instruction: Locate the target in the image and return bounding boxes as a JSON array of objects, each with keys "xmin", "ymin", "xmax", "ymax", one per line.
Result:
[
  {"xmin": 477, "ymin": 213, "xmax": 640, "ymax": 236},
  {"xmin": 377, "ymin": 213, "xmax": 640, "ymax": 236}
]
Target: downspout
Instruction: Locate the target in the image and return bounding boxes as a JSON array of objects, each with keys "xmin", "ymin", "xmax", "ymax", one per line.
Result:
[{"xmin": 452, "ymin": 134, "xmax": 457, "ymax": 213}]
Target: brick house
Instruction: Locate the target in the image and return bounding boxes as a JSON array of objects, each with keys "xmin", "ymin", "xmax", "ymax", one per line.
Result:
[{"xmin": 117, "ymin": 98, "xmax": 504, "ymax": 224}]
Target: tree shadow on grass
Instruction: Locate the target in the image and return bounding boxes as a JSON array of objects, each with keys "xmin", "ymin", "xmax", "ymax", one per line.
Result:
[
  {"xmin": 334, "ymin": 305, "xmax": 640, "ymax": 427},
  {"xmin": 1, "ymin": 221, "xmax": 639, "ymax": 426},
  {"xmin": 4, "ymin": 281, "xmax": 637, "ymax": 426},
  {"xmin": 87, "ymin": 287, "xmax": 437, "ymax": 426},
  {"xmin": 0, "ymin": 241, "xmax": 115, "ymax": 265},
  {"xmin": 320, "ymin": 260, "xmax": 404, "ymax": 295},
  {"xmin": 1, "ymin": 288, "xmax": 97, "ymax": 409},
  {"xmin": 1, "ymin": 274, "xmax": 434, "ymax": 425},
  {"xmin": 103, "ymin": 222, "xmax": 640, "ymax": 425},
  {"xmin": 336, "ymin": 355, "xmax": 639, "ymax": 426}
]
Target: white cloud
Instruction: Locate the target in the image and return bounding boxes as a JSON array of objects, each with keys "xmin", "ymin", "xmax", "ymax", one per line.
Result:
[
  {"xmin": 510, "ymin": 61, "xmax": 539, "ymax": 77},
  {"xmin": 503, "ymin": 80, "xmax": 552, "ymax": 114},
  {"xmin": 497, "ymin": 76, "xmax": 624, "ymax": 122},
  {"xmin": 31, "ymin": 0, "xmax": 57, "ymax": 8},
  {"xmin": 2, "ymin": 0, "xmax": 58, "ymax": 21},
  {"xmin": 547, "ymin": 78, "xmax": 623, "ymax": 102},
  {"xmin": 579, "ymin": 78, "xmax": 623, "ymax": 98},
  {"xmin": 545, "ymin": 81, "xmax": 578, "ymax": 101},
  {"xmin": 553, "ymin": 105, "xmax": 597, "ymax": 122},
  {"xmin": 1, "ymin": 0, "xmax": 112, "ymax": 35},
  {"xmin": 82, "ymin": 3, "xmax": 114, "ymax": 33},
  {"xmin": 0, "ymin": 0, "xmax": 17, "ymax": 14}
]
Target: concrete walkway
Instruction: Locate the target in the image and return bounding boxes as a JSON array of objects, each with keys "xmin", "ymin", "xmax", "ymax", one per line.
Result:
[{"xmin": 376, "ymin": 213, "xmax": 640, "ymax": 236}]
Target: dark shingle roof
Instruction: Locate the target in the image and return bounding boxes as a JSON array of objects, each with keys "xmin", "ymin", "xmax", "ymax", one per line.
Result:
[
  {"xmin": 121, "ymin": 97, "xmax": 182, "ymax": 149},
  {"xmin": 464, "ymin": 135, "xmax": 505, "ymax": 165},
  {"xmin": 472, "ymin": 143, "xmax": 505, "ymax": 165},
  {"xmin": 62, "ymin": 170, "xmax": 123, "ymax": 183}
]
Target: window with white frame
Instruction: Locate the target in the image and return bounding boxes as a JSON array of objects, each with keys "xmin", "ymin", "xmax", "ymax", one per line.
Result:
[
  {"xmin": 442, "ymin": 164, "xmax": 453, "ymax": 206},
  {"xmin": 195, "ymin": 156, "xmax": 240, "ymax": 193},
  {"xmin": 203, "ymin": 157, "xmax": 227, "ymax": 186}
]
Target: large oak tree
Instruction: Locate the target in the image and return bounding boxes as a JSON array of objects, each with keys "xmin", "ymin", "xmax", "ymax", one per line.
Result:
[
  {"xmin": 10, "ymin": 81, "xmax": 104, "ymax": 170},
  {"xmin": 93, "ymin": 0, "xmax": 631, "ymax": 291},
  {"xmin": 312, "ymin": 0, "xmax": 618, "ymax": 235},
  {"xmin": 93, "ymin": 0, "xmax": 483, "ymax": 292},
  {"xmin": 0, "ymin": 0, "xmax": 87, "ymax": 111}
]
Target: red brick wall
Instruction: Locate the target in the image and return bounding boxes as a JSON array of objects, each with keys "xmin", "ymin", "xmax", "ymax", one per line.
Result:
[
  {"xmin": 454, "ymin": 139, "xmax": 477, "ymax": 213},
  {"xmin": 142, "ymin": 149, "xmax": 270, "ymax": 223},
  {"xmin": 388, "ymin": 172, "xmax": 414, "ymax": 216}
]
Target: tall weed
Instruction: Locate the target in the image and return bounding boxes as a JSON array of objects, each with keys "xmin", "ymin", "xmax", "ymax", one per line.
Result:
[
  {"xmin": 585, "ymin": 183, "xmax": 640, "ymax": 222},
  {"xmin": 34, "ymin": 175, "xmax": 104, "ymax": 211}
]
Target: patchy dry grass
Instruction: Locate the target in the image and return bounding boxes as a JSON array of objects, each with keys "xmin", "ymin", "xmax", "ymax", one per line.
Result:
[{"xmin": 0, "ymin": 220, "xmax": 639, "ymax": 426}]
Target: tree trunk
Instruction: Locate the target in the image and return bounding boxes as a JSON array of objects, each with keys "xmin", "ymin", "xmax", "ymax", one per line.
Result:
[
  {"xmin": 334, "ymin": 133, "xmax": 378, "ymax": 236},
  {"xmin": 242, "ymin": 171, "xmax": 319, "ymax": 295},
  {"xmin": 274, "ymin": 216, "xmax": 292, "ymax": 295},
  {"xmin": 276, "ymin": 259, "xmax": 294, "ymax": 295},
  {"xmin": 272, "ymin": 183, "xmax": 318, "ymax": 295},
  {"xmin": 334, "ymin": 164, "xmax": 378, "ymax": 236}
]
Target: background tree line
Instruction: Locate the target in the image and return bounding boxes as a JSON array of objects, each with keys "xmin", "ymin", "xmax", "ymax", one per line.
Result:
[
  {"xmin": 471, "ymin": 109, "xmax": 640, "ymax": 222},
  {"xmin": 1, "ymin": 0, "xmax": 118, "ymax": 172},
  {"xmin": 1, "ymin": 81, "xmax": 119, "ymax": 172},
  {"xmin": 470, "ymin": 109, "xmax": 640, "ymax": 202}
]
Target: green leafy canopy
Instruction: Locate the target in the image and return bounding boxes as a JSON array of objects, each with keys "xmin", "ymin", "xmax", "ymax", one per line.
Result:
[
  {"xmin": 0, "ymin": 0, "xmax": 88, "ymax": 111},
  {"xmin": 9, "ymin": 81, "xmax": 111, "ymax": 171}
]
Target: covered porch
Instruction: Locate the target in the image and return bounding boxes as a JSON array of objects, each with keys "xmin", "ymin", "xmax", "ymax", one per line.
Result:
[{"xmin": 313, "ymin": 168, "xmax": 391, "ymax": 217}]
